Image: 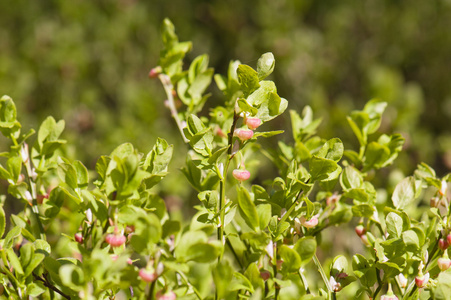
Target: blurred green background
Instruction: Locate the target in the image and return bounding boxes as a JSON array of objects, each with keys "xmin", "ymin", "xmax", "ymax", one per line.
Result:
[{"xmin": 1, "ymin": 0, "xmax": 451, "ymax": 183}]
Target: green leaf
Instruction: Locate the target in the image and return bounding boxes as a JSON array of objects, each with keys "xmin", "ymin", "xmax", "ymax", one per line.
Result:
[
  {"xmin": 0, "ymin": 95, "xmax": 21, "ymax": 137},
  {"xmin": 253, "ymin": 130, "xmax": 284, "ymax": 139},
  {"xmin": 24, "ymin": 253, "xmax": 45, "ymax": 277},
  {"xmin": 27, "ymin": 282, "xmax": 46, "ymax": 297},
  {"xmin": 402, "ymin": 230, "xmax": 420, "ymax": 251},
  {"xmin": 230, "ymin": 272, "xmax": 255, "ymax": 293},
  {"xmin": 7, "ymin": 248, "xmax": 24, "ymax": 276},
  {"xmin": 0, "ymin": 205, "xmax": 5, "ymax": 238},
  {"xmin": 175, "ymin": 230, "xmax": 207, "ymax": 261},
  {"xmin": 352, "ymin": 204, "xmax": 375, "ymax": 217},
  {"xmin": 257, "ymin": 52, "xmax": 275, "ymax": 80},
  {"xmin": 317, "ymin": 138, "xmax": 343, "ymax": 163},
  {"xmin": 257, "ymin": 204, "xmax": 271, "ymax": 229},
  {"xmin": 237, "ymin": 64, "xmax": 260, "ymax": 97},
  {"xmin": 279, "ymin": 245, "xmax": 301, "ymax": 273},
  {"xmin": 237, "ymin": 186, "xmax": 259, "ymax": 231},
  {"xmin": 7, "ymin": 156, "xmax": 22, "ymax": 182},
  {"xmin": 161, "ymin": 18, "xmax": 178, "ymax": 48},
  {"xmin": 293, "ymin": 236, "xmax": 317, "ymax": 264},
  {"xmin": 184, "ymin": 242, "xmax": 221, "ymax": 263},
  {"xmin": 386, "ymin": 212, "xmax": 403, "ymax": 238},
  {"xmin": 432, "ymin": 271, "xmax": 451, "ymax": 300},
  {"xmin": 352, "ymin": 254, "xmax": 377, "ymax": 287},
  {"xmin": 244, "ymin": 263, "xmax": 265, "ymax": 292},
  {"xmin": 347, "ymin": 114, "xmax": 367, "ymax": 147},
  {"xmin": 392, "ymin": 176, "xmax": 416, "ymax": 210},
  {"xmin": 247, "ymin": 81, "xmax": 287, "ymax": 122},
  {"xmin": 4, "ymin": 226, "xmax": 21, "ymax": 249},
  {"xmin": 59, "ymin": 264, "xmax": 84, "ymax": 291},
  {"xmin": 331, "ymin": 255, "xmax": 348, "ymax": 275},
  {"xmin": 309, "ymin": 155, "xmax": 338, "ymax": 182},
  {"xmin": 237, "ymin": 98, "xmax": 258, "ymax": 115},
  {"xmin": 363, "ymin": 141, "xmax": 390, "ymax": 171},
  {"xmin": 363, "ymin": 99, "xmax": 387, "ymax": 134},
  {"xmin": 34, "ymin": 239, "xmax": 51, "ymax": 256},
  {"xmin": 73, "ymin": 160, "xmax": 89, "ymax": 189}
]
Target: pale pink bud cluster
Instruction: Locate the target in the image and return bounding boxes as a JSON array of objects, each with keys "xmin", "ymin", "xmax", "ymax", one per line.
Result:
[
  {"xmin": 260, "ymin": 270, "xmax": 271, "ymax": 281},
  {"xmin": 438, "ymin": 256, "xmax": 451, "ymax": 271},
  {"xmin": 106, "ymin": 227, "xmax": 126, "ymax": 247},
  {"xmin": 439, "ymin": 238, "xmax": 449, "ymax": 251},
  {"xmin": 234, "ymin": 129, "xmax": 254, "ymax": 141},
  {"xmin": 74, "ymin": 233, "xmax": 83, "ymax": 244},
  {"xmin": 299, "ymin": 215, "xmax": 319, "ymax": 229},
  {"xmin": 233, "ymin": 169, "xmax": 251, "ymax": 182},
  {"xmin": 439, "ymin": 180, "xmax": 448, "ymax": 197},
  {"xmin": 355, "ymin": 225, "xmax": 366, "ymax": 237},
  {"xmin": 415, "ymin": 272, "xmax": 429, "ymax": 288},
  {"xmin": 149, "ymin": 66, "xmax": 162, "ymax": 78},
  {"xmin": 245, "ymin": 117, "xmax": 262, "ymax": 130},
  {"xmin": 156, "ymin": 290, "xmax": 176, "ymax": 300},
  {"xmin": 397, "ymin": 273, "xmax": 408, "ymax": 288},
  {"xmin": 329, "ymin": 276, "xmax": 342, "ymax": 292},
  {"xmin": 139, "ymin": 268, "xmax": 158, "ymax": 282}
]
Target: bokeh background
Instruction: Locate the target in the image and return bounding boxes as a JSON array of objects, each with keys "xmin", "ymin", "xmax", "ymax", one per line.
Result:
[{"xmin": 1, "ymin": 0, "xmax": 451, "ymax": 198}]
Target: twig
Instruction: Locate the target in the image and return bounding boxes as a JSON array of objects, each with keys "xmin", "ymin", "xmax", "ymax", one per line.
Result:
[
  {"xmin": 33, "ymin": 273, "xmax": 70, "ymax": 299},
  {"xmin": 158, "ymin": 74, "xmax": 189, "ymax": 143}
]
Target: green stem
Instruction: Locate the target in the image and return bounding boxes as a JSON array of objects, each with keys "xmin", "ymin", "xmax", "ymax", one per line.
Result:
[
  {"xmin": 22, "ymin": 144, "xmax": 45, "ymax": 240},
  {"xmin": 226, "ymin": 237, "xmax": 243, "ymax": 269},
  {"xmin": 373, "ymin": 266, "xmax": 383, "ymax": 298},
  {"xmin": 279, "ymin": 188, "xmax": 305, "ymax": 225},
  {"xmin": 177, "ymin": 271, "xmax": 202, "ymax": 300},
  {"xmin": 147, "ymin": 281, "xmax": 156, "ymax": 300},
  {"xmin": 218, "ymin": 160, "xmax": 230, "ymax": 261},
  {"xmin": 272, "ymin": 242, "xmax": 279, "ymax": 300},
  {"xmin": 158, "ymin": 74, "xmax": 189, "ymax": 143},
  {"xmin": 298, "ymin": 268, "xmax": 310, "ymax": 293},
  {"xmin": 313, "ymin": 254, "xmax": 333, "ymax": 297}
]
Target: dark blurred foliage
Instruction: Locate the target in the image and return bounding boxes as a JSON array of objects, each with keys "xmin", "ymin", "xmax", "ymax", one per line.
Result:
[{"xmin": 1, "ymin": 0, "xmax": 451, "ymax": 186}]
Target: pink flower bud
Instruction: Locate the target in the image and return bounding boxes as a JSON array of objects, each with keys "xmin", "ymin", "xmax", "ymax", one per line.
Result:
[
  {"xmin": 260, "ymin": 270, "xmax": 271, "ymax": 281},
  {"xmin": 234, "ymin": 129, "xmax": 254, "ymax": 141},
  {"xmin": 232, "ymin": 169, "xmax": 251, "ymax": 182},
  {"xmin": 300, "ymin": 215, "xmax": 318, "ymax": 229},
  {"xmin": 355, "ymin": 225, "xmax": 366, "ymax": 237},
  {"xmin": 149, "ymin": 66, "xmax": 162, "ymax": 78},
  {"xmin": 360, "ymin": 234, "xmax": 370, "ymax": 246},
  {"xmin": 156, "ymin": 290, "xmax": 176, "ymax": 300},
  {"xmin": 326, "ymin": 194, "xmax": 340, "ymax": 206},
  {"xmin": 20, "ymin": 143, "xmax": 29, "ymax": 163},
  {"xmin": 329, "ymin": 276, "xmax": 342, "ymax": 292},
  {"xmin": 439, "ymin": 180, "xmax": 448, "ymax": 197},
  {"xmin": 74, "ymin": 233, "xmax": 83, "ymax": 244},
  {"xmin": 36, "ymin": 193, "xmax": 48, "ymax": 204},
  {"xmin": 397, "ymin": 273, "xmax": 407, "ymax": 288},
  {"xmin": 447, "ymin": 234, "xmax": 451, "ymax": 245},
  {"xmin": 439, "ymin": 238, "xmax": 449, "ymax": 251},
  {"xmin": 106, "ymin": 233, "xmax": 126, "ymax": 247},
  {"xmin": 415, "ymin": 272, "xmax": 429, "ymax": 288},
  {"xmin": 139, "ymin": 268, "xmax": 158, "ymax": 282},
  {"xmin": 245, "ymin": 117, "xmax": 262, "ymax": 130},
  {"xmin": 438, "ymin": 257, "xmax": 451, "ymax": 271}
]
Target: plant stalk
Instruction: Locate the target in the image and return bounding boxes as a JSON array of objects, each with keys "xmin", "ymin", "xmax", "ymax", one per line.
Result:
[{"xmin": 158, "ymin": 74, "xmax": 189, "ymax": 143}]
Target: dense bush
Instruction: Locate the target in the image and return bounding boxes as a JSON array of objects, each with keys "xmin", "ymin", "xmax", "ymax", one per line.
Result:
[
  {"xmin": 1, "ymin": 0, "xmax": 451, "ymax": 174},
  {"xmin": 0, "ymin": 19, "xmax": 450, "ymax": 299}
]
